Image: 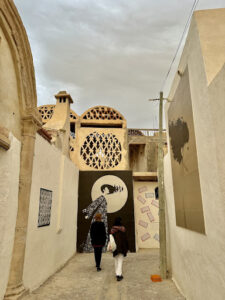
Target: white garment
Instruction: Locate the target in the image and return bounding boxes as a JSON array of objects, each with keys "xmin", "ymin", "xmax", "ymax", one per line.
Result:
[{"xmin": 114, "ymin": 254, "xmax": 124, "ymax": 276}]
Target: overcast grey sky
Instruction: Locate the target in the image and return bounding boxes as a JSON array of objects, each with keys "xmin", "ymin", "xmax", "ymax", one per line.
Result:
[{"xmin": 14, "ymin": 0, "xmax": 225, "ymax": 128}]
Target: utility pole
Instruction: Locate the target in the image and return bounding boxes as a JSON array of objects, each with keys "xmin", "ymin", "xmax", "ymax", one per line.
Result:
[
  {"xmin": 149, "ymin": 91, "xmax": 167, "ymax": 279},
  {"xmin": 158, "ymin": 91, "xmax": 167, "ymax": 279}
]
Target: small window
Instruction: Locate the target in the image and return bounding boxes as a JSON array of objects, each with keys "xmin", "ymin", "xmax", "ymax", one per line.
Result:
[{"xmin": 70, "ymin": 122, "xmax": 75, "ymax": 134}]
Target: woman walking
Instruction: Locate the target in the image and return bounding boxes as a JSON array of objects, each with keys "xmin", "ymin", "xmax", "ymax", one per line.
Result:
[
  {"xmin": 90, "ymin": 213, "xmax": 106, "ymax": 271},
  {"xmin": 111, "ymin": 217, "xmax": 129, "ymax": 281},
  {"xmin": 82, "ymin": 184, "xmax": 122, "ymax": 252}
]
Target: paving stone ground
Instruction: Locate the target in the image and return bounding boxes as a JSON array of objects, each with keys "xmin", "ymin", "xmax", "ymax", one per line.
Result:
[{"xmin": 22, "ymin": 249, "xmax": 185, "ymax": 300}]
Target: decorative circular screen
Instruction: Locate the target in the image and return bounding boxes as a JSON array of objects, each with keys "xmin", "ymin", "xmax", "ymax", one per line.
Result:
[{"xmin": 80, "ymin": 132, "xmax": 122, "ymax": 169}]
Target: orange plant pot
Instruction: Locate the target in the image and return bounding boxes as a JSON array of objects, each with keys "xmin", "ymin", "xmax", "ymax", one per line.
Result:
[{"xmin": 151, "ymin": 275, "xmax": 162, "ymax": 282}]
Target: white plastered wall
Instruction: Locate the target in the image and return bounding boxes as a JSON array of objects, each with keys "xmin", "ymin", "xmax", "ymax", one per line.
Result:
[
  {"xmin": 164, "ymin": 9, "xmax": 225, "ymax": 300},
  {"xmin": 0, "ymin": 134, "xmax": 20, "ymax": 300},
  {"xmin": 23, "ymin": 134, "xmax": 79, "ymax": 291}
]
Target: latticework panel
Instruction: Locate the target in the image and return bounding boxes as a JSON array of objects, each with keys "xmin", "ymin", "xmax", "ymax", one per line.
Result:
[
  {"xmin": 80, "ymin": 132, "xmax": 122, "ymax": 170},
  {"xmin": 38, "ymin": 105, "xmax": 55, "ymax": 123},
  {"xmin": 82, "ymin": 106, "xmax": 124, "ymax": 121},
  {"xmin": 70, "ymin": 111, "xmax": 77, "ymax": 120},
  {"xmin": 70, "ymin": 132, "xmax": 76, "ymax": 152},
  {"xmin": 38, "ymin": 105, "xmax": 78, "ymax": 124}
]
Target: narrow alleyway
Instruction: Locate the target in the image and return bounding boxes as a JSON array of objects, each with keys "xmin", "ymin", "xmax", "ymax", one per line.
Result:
[{"xmin": 21, "ymin": 250, "xmax": 184, "ymax": 300}]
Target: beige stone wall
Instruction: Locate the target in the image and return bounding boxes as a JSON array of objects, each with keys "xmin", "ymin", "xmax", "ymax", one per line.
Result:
[
  {"xmin": 0, "ymin": 134, "xmax": 21, "ymax": 300},
  {"xmin": 23, "ymin": 134, "xmax": 79, "ymax": 291},
  {"xmin": 164, "ymin": 8, "xmax": 225, "ymax": 300},
  {"xmin": 71, "ymin": 127, "xmax": 129, "ymax": 170},
  {"xmin": 208, "ymin": 64, "xmax": 225, "ymax": 212},
  {"xmin": 129, "ymin": 145, "xmax": 146, "ymax": 172},
  {"xmin": 0, "ymin": 1, "xmax": 42, "ymax": 298},
  {"xmin": 129, "ymin": 142, "xmax": 158, "ymax": 172},
  {"xmin": 133, "ymin": 181, "xmax": 159, "ymax": 249},
  {"xmin": 0, "ymin": 26, "xmax": 22, "ymax": 140},
  {"xmin": 43, "ymin": 95, "xmax": 71, "ymax": 157}
]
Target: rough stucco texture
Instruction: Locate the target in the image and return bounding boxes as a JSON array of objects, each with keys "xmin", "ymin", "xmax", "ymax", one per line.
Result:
[
  {"xmin": 0, "ymin": 27, "xmax": 21, "ymax": 140},
  {"xmin": 0, "ymin": 134, "xmax": 21, "ymax": 300},
  {"xmin": 129, "ymin": 144, "xmax": 146, "ymax": 172},
  {"xmin": 165, "ymin": 10, "xmax": 225, "ymax": 300},
  {"xmin": 195, "ymin": 8, "xmax": 225, "ymax": 84},
  {"xmin": 23, "ymin": 134, "xmax": 79, "ymax": 291}
]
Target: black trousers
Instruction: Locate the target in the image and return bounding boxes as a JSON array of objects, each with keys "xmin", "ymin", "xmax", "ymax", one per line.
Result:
[{"xmin": 94, "ymin": 247, "xmax": 103, "ymax": 267}]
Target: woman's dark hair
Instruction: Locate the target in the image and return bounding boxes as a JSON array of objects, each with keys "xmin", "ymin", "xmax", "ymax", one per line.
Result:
[
  {"xmin": 101, "ymin": 184, "xmax": 123, "ymax": 195},
  {"xmin": 113, "ymin": 217, "xmax": 122, "ymax": 226}
]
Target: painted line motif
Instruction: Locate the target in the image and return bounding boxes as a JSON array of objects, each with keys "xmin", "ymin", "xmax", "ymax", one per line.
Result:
[
  {"xmin": 151, "ymin": 199, "xmax": 159, "ymax": 208},
  {"xmin": 147, "ymin": 211, "xmax": 155, "ymax": 222},
  {"xmin": 138, "ymin": 186, "xmax": 147, "ymax": 193},
  {"xmin": 137, "ymin": 195, "xmax": 146, "ymax": 204},
  {"xmin": 141, "ymin": 232, "xmax": 151, "ymax": 241},
  {"xmin": 145, "ymin": 192, "xmax": 154, "ymax": 198},
  {"xmin": 141, "ymin": 206, "xmax": 150, "ymax": 213},
  {"xmin": 138, "ymin": 220, "xmax": 148, "ymax": 228}
]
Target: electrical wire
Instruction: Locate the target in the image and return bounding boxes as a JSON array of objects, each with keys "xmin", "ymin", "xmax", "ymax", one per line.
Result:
[{"xmin": 160, "ymin": 0, "xmax": 200, "ymax": 91}]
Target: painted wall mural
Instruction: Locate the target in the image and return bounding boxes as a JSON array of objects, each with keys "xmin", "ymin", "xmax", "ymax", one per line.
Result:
[
  {"xmin": 168, "ymin": 67, "xmax": 205, "ymax": 234},
  {"xmin": 37, "ymin": 188, "xmax": 52, "ymax": 227},
  {"xmin": 134, "ymin": 181, "xmax": 159, "ymax": 249},
  {"xmin": 77, "ymin": 171, "xmax": 135, "ymax": 252}
]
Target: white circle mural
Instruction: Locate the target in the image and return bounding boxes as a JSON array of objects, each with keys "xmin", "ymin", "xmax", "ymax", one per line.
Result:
[{"xmin": 91, "ymin": 175, "xmax": 128, "ymax": 213}]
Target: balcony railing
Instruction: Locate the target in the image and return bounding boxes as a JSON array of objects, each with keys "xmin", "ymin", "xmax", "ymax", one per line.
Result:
[{"xmin": 128, "ymin": 128, "xmax": 166, "ymax": 137}]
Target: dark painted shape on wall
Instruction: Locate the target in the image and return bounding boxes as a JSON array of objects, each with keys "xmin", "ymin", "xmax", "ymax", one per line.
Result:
[
  {"xmin": 77, "ymin": 170, "xmax": 136, "ymax": 252},
  {"xmin": 169, "ymin": 117, "xmax": 189, "ymax": 164},
  {"xmin": 168, "ymin": 67, "xmax": 205, "ymax": 234}
]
